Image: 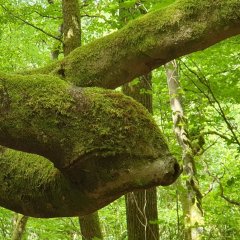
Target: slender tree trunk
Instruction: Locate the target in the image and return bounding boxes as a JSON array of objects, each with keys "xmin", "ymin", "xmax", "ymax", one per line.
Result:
[
  {"xmin": 11, "ymin": 214, "xmax": 28, "ymax": 240},
  {"xmin": 62, "ymin": 0, "xmax": 81, "ymax": 56},
  {"xmin": 62, "ymin": 1, "xmax": 102, "ymax": 238},
  {"xmin": 79, "ymin": 212, "xmax": 103, "ymax": 240},
  {"xmin": 165, "ymin": 60, "xmax": 204, "ymax": 240},
  {"xmin": 79, "ymin": 212, "xmax": 102, "ymax": 240},
  {"xmin": 125, "ymin": 189, "xmax": 159, "ymax": 240},
  {"xmin": 123, "ymin": 75, "xmax": 159, "ymax": 240},
  {"xmin": 119, "ymin": 2, "xmax": 159, "ymax": 238}
]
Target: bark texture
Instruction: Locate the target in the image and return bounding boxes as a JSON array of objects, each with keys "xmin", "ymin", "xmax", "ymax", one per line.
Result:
[
  {"xmin": 79, "ymin": 212, "xmax": 103, "ymax": 240},
  {"xmin": 123, "ymin": 75, "xmax": 159, "ymax": 240},
  {"xmin": 165, "ymin": 61, "xmax": 204, "ymax": 240},
  {"xmin": 11, "ymin": 214, "xmax": 28, "ymax": 240},
  {"xmin": 121, "ymin": 5, "xmax": 159, "ymax": 240},
  {"xmin": 62, "ymin": 0, "xmax": 103, "ymax": 236},
  {"xmin": 125, "ymin": 189, "xmax": 159, "ymax": 240},
  {"xmin": 62, "ymin": 0, "xmax": 81, "ymax": 56}
]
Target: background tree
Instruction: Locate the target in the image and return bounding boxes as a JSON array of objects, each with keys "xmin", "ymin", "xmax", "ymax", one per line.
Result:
[
  {"xmin": 118, "ymin": 1, "xmax": 159, "ymax": 239},
  {"xmin": 165, "ymin": 60, "xmax": 204, "ymax": 240}
]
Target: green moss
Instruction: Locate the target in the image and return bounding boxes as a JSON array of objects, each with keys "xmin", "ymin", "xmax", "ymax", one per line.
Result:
[
  {"xmin": 0, "ymin": 149, "xmax": 92, "ymax": 217},
  {"xmin": 0, "ymin": 73, "xmax": 168, "ymax": 170},
  {"xmin": 12, "ymin": 0, "xmax": 240, "ymax": 91},
  {"xmin": 1, "ymin": 72, "xmax": 183, "ymax": 206}
]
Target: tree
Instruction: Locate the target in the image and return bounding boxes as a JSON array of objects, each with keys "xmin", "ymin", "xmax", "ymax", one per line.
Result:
[
  {"xmin": 11, "ymin": 214, "xmax": 28, "ymax": 240},
  {"xmin": 0, "ymin": 0, "xmax": 239, "ymax": 218},
  {"xmin": 166, "ymin": 60, "xmax": 204, "ymax": 240},
  {"xmin": 123, "ymin": 76, "xmax": 160, "ymax": 240},
  {"xmin": 61, "ymin": 0, "xmax": 103, "ymax": 237},
  {"xmin": 119, "ymin": 1, "xmax": 160, "ymax": 239}
]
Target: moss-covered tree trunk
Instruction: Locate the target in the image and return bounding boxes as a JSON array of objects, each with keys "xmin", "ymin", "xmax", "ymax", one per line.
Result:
[
  {"xmin": 11, "ymin": 214, "xmax": 28, "ymax": 240},
  {"xmin": 61, "ymin": 0, "xmax": 103, "ymax": 237},
  {"xmin": 165, "ymin": 60, "xmax": 204, "ymax": 240},
  {"xmin": 123, "ymin": 75, "xmax": 159, "ymax": 240}
]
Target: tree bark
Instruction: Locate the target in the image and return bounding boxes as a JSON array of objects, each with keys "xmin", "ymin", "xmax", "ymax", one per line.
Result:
[
  {"xmin": 61, "ymin": 0, "xmax": 102, "ymax": 237},
  {"xmin": 123, "ymin": 75, "xmax": 159, "ymax": 240},
  {"xmin": 125, "ymin": 189, "xmax": 159, "ymax": 240},
  {"xmin": 79, "ymin": 212, "xmax": 103, "ymax": 240},
  {"xmin": 119, "ymin": 3, "xmax": 159, "ymax": 239},
  {"xmin": 61, "ymin": 0, "xmax": 103, "ymax": 237},
  {"xmin": 79, "ymin": 211, "xmax": 102, "ymax": 239},
  {"xmin": 11, "ymin": 214, "xmax": 28, "ymax": 240},
  {"xmin": 165, "ymin": 60, "xmax": 204, "ymax": 240},
  {"xmin": 62, "ymin": 0, "xmax": 81, "ymax": 56}
]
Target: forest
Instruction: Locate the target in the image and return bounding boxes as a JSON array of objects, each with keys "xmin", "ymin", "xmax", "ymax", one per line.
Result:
[{"xmin": 0, "ymin": 0, "xmax": 239, "ymax": 239}]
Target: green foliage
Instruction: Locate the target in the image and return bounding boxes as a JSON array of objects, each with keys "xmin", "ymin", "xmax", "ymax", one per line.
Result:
[{"xmin": 149, "ymin": 0, "xmax": 176, "ymax": 11}]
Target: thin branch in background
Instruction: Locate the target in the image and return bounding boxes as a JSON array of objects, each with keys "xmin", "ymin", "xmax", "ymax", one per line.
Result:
[
  {"xmin": 200, "ymin": 130, "xmax": 233, "ymax": 143},
  {"xmin": 202, "ymin": 178, "xmax": 217, "ymax": 197},
  {"xmin": 202, "ymin": 160, "xmax": 225, "ymax": 197},
  {"xmin": 34, "ymin": 10, "xmax": 62, "ymax": 20},
  {"xmin": 81, "ymin": 13, "xmax": 107, "ymax": 20},
  {"xmin": 180, "ymin": 59, "xmax": 240, "ymax": 147},
  {"xmin": 79, "ymin": 2, "xmax": 90, "ymax": 9},
  {"xmin": 193, "ymin": 130, "xmax": 239, "ymax": 147},
  {"xmin": 184, "ymin": 59, "xmax": 240, "ymax": 142},
  {"xmin": 218, "ymin": 182, "xmax": 240, "ymax": 206},
  {"xmin": 0, "ymin": 4, "xmax": 63, "ymax": 42},
  {"xmin": 203, "ymin": 161, "xmax": 240, "ymax": 206},
  {"xmin": 198, "ymin": 138, "xmax": 218, "ymax": 155}
]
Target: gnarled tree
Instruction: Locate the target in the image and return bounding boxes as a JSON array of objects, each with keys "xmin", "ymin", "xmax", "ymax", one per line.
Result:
[{"xmin": 0, "ymin": 0, "xmax": 239, "ymax": 218}]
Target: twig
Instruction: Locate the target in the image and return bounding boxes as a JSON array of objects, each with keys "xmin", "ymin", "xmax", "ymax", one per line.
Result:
[
  {"xmin": 0, "ymin": 4, "xmax": 62, "ymax": 42},
  {"xmin": 219, "ymin": 182, "xmax": 240, "ymax": 206},
  {"xmin": 180, "ymin": 59, "xmax": 240, "ymax": 147},
  {"xmin": 203, "ymin": 161, "xmax": 240, "ymax": 206},
  {"xmin": 34, "ymin": 10, "xmax": 62, "ymax": 20}
]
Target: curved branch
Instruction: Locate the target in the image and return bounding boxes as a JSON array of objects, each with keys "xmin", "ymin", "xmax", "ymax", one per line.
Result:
[
  {"xmin": 219, "ymin": 182, "xmax": 240, "ymax": 207},
  {"xmin": 0, "ymin": 0, "xmax": 239, "ymax": 217},
  {"xmin": 0, "ymin": 148, "xmax": 94, "ymax": 218},
  {"xmin": 26, "ymin": 0, "xmax": 240, "ymax": 89},
  {"xmin": 0, "ymin": 147, "xmax": 180, "ymax": 218},
  {"xmin": 0, "ymin": 73, "xmax": 180, "ymax": 217}
]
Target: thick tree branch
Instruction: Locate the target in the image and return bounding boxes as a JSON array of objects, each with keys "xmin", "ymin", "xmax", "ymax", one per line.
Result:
[
  {"xmin": 0, "ymin": 147, "xmax": 179, "ymax": 218},
  {"xmin": 0, "ymin": 73, "xmax": 180, "ymax": 217},
  {"xmin": 25, "ymin": 0, "xmax": 240, "ymax": 88},
  {"xmin": 0, "ymin": 148, "xmax": 94, "ymax": 218},
  {"xmin": 0, "ymin": 73, "xmax": 170, "ymax": 168}
]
